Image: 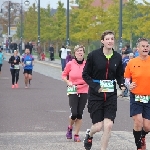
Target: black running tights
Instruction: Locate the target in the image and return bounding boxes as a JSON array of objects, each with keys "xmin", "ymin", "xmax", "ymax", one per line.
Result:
[{"xmin": 10, "ymin": 69, "xmax": 20, "ymax": 85}]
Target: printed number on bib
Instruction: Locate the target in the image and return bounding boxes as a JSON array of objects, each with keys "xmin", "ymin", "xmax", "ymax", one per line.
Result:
[
  {"xmin": 100, "ymin": 80, "xmax": 114, "ymax": 92},
  {"xmin": 14, "ymin": 65, "xmax": 19, "ymax": 69},
  {"xmin": 135, "ymin": 95, "xmax": 150, "ymax": 103},
  {"xmin": 26, "ymin": 61, "xmax": 32, "ymax": 65},
  {"xmin": 67, "ymin": 85, "xmax": 77, "ymax": 95}
]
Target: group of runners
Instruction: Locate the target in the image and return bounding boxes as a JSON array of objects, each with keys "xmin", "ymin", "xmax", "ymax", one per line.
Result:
[
  {"xmin": 0, "ymin": 30, "xmax": 149, "ymax": 150},
  {"xmin": 62, "ymin": 30, "xmax": 150, "ymax": 150},
  {"xmin": 8, "ymin": 48, "xmax": 34, "ymax": 89}
]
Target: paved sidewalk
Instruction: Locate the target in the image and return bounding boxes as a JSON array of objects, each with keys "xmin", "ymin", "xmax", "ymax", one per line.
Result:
[{"xmin": 1, "ymin": 131, "xmax": 149, "ymax": 150}]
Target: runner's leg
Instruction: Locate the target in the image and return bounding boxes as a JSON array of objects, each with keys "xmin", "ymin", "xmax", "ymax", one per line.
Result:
[
  {"xmin": 10, "ymin": 69, "xmax": 15, "ymax": 88},
  {"xmin": 132, "ymin": 114, "xmax": 143, "ymax": 149},
  {"xmin": 75, "ymin": 94, "xmax": 87, "ymax": 135},
  {"xmin": 101, "ymin": 119, "xmax": 113, "ymax": 150},
  {"xmin": 24, "ymin": 73, "xmax": 29, "ymax": 88},
  {"xmin": 0, "ymin": 64, "xmax": 2, "ymax": 74},
  {"xmin": 66, "ymin": 94, "xmax": 79, "ymax": 139},
  {"xmin": 15, "ymin": 69, "xmax": 20, "ymax": 88}
]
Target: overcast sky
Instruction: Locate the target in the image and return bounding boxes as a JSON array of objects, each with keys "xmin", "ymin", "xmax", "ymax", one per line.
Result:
[{"xmin": 0, "ymin": 0, "xmax": 144, "ymax": 9}]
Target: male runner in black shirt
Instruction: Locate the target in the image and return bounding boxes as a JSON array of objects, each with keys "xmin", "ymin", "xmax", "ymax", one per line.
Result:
[{"xmin": 82, "ymin": 30, "xmax": 125, "ymax": 150}]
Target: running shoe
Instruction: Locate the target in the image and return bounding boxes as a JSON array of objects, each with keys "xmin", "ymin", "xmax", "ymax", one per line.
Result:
[
  {"xmin": 74, "ymin": 135, "xmax": 81, "ymax": 142},
  {"xmin": 83, "ymin": 129, "xmax": 93, "ymax": 150},
  {"xmin": 15, "ymin": 84, "xmax": 19, "ymax": 88},
  {"xmin": 141, "ymin": 137, "xmax": 146, "ymax": 150},
  {"xmin": 12, "ymin": 85, "xmax": 15, "ymax": 89},
  {"xmin": 66, "ymin": 126, "xmax": 72, "ymax": 139}
]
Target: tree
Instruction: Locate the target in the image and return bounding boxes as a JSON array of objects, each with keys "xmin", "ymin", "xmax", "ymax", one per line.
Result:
[
  {"xmin": 70, "ymin": 0, "xmax": 97, "ymax": 51},
  {"xmin": 23, "ymin": 3, "xmax": 37, "ymax": 41},
  {"xmin": 50, "ymin": 1, "xmax": 66, "ymax": 51},
  {"xmin": 135, "ymin": 3, "xmax": 150, "ymax": 38},
  {"xmin": 40, "ymin": 4, "xmax": 52, "ymax": 42}
]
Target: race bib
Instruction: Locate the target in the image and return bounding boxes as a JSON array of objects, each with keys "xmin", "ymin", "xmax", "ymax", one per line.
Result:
[
  {"xmin": 67, "ymin": 85, "xmax": 77, "ymax": 95},
  {"xmin": 26, "ymin": 61, "xmax": 32, "ymax": 65},
  {"xmin": 135, "ymin": 95, "xmax": 150, "ymax": 103},
  {"xmin": 100, "ymin": 80, "xmax": 114, "ymax": 92},
  {"xmin": 14, "ymin": 65, "xmax": 20, "ymax": 69}
]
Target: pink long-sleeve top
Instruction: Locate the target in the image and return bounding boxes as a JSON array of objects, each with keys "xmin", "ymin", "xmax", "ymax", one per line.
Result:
[{"xmin": 62, "ymin": 59, "xmax": 89, "ymax": 94}]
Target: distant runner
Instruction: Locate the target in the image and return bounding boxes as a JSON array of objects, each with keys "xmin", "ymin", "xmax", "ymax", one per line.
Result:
[
  {"xmin": 22, "ymin": 48, "xmax": 34, "ymax": 88},
  {"xmin": 8, "ymin": 50, "xmax": 21, "ymax": 88}
]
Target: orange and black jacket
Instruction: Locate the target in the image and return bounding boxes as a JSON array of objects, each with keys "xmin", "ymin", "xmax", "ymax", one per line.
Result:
[{"xmin": 82, "ymin": 47, "xmax": 124, "ymax": 101}]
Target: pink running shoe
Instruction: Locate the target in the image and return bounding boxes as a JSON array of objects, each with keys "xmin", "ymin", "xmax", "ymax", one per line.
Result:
[
  {"xmin": 12, "ymin": 85, "xmax": 15, "ymax": 89},
  {"xmin": 74, "ymin": 135, "xmax": 81, "ymax": 142},
  {"xmin": 15, "ymin": 84, "xmax": 19, "ymax": 88}
]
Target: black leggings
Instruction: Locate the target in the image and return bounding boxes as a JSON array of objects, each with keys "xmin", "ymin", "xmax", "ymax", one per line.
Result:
[
  {"xmin": 10, "ymin": 69, "xmax": 20, "ymax": 85},
  {"xmin": 69, "ymin": 93, "xmax": 87, "ymax": 120},
  {"xmin": 0, "ymin": 64, "xmax": 2, "ymax": 72}
]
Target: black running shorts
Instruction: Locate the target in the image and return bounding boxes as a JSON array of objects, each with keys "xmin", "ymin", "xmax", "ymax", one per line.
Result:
[
  {"xmin": 23, "ymin": 69, "xmax": 32, "ymax": 75},
  {"xmin": 88, "ymin": 94, "xmax": 117, "ymax": 124}
]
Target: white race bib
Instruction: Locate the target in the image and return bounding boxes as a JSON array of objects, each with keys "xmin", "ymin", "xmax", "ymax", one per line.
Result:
[
  {"xmin": 100, "ymin": 80, "xmax": 114, "ymax": 92},
  {"xmin": 67, "ymin": 85, "xmax": 77, "ymax": 95},
  {"xmin": 14, "ymin": 65, "xmax": 20, "ymax": 69},
  {"xmin": 135, "ymin": 95, "xmax": 150, "ymax": 103},
  {"xmin": 26, "ymin": 61, "xmax": 32, "ymax": 65}
]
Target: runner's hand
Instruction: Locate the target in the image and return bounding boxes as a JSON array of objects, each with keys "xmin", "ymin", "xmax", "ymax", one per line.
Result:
[
  {"xmin": 67, "ymin": 81, "xmax": 73, "ymax": 87},
  {"xmin": 14, "ymin": 60, "xmax": 16, "ymax": 63},
  {"xmin": 129, "ymin": 82, "xmax": 136, "ymax": 91},
  {"xmin": 121, "ymin": 86, "xmax": 126, "ymax": 90},
  {"xmin": 98, "ymin": 87, "xmax": 103, "ymax": 93}
]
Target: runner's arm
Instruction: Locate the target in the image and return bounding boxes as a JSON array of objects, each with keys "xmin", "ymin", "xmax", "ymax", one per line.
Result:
[
  {"xmin": 115, "ymin": 56, "xmax": 125, "ymax": 89},
  {"xmin": 62, "ymin": 62, "xmax": 71, "ymax": 85},
  {"xmin": 82, "ymin": 53, "xmax": 101, "ymax": 92},
  {"xmin": 21, "ymin": 57, "xmax": 25, "ymax": 66}
]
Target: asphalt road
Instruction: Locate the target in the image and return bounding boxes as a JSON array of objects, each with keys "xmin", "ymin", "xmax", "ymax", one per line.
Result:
[{"xmin": 0, "ymin": 59, "xmax": 149, "ymax": 150}]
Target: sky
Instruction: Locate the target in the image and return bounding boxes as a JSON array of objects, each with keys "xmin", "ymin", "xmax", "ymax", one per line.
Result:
[{"xmin": 0, "ymin": 0, "xmax": 144, "ymax": 9}]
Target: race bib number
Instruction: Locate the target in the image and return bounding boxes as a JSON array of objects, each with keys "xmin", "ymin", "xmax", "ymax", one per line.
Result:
[
  {"xmin": 67, "ymin": 85, "xmax": 77, "ymax": 95},
  {"xmin": 14, "ymin": 65, "xmax": 20, "ymax": 69},
  {"xmin": 135, "ymin": 95, "xmax": 150, "ymax": 103},
  {"xmin": 100, "ymin": 80, "xmax": 114, "ymax": 92},
  {"xmin": 26, "ymin": 61, "xmax": 32, "ymax": 65}
]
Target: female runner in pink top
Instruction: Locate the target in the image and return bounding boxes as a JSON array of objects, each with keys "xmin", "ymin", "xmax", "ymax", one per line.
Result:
[{"xmin": 62, "ymin": 45, "xmax": 88, "ymax": 142}]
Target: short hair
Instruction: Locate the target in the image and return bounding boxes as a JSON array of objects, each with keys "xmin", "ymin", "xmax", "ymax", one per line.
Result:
[
  {"xmin": 74, "ymin": 45, "xmax": 85, "ymax": 53},
  {"xmin": 125, "ymin": 44, "xmax": 130, "ymax": 49},
  {"xmin": 62, "ymin": 45, "xmax": 66, "ymax": 48},
  {"xmin": 136, "ymin": 38, "xmax": 149, "ymax": 46},
  {"xmin": 101, "ymin": 30, "xmax": 115, "ymax": 40}
]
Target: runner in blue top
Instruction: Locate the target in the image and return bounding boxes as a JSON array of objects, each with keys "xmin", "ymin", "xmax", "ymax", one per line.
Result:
[
  {"xmin": 22, "ymin": 48, "xmax": 34, "ymax": 88},
  {"xmin": 0, "ymin": 48, "xmax": 5, "ymax": 75}
]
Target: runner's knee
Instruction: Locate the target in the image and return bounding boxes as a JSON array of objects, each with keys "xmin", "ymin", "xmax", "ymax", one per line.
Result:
[
  {"xmin": 143, "ymin": 121, "xmax": 150, "ymax": 132},
  {"xmin": 93, "ymin": 122, "xmax": 103, "ymax": 132},
  {"xmin": 133, "ymin": 115, "xmax": 143, "ymax": 128},
  {"xmin": 104, "ymin": 119, "xmax": 113, "ymax": 131}
]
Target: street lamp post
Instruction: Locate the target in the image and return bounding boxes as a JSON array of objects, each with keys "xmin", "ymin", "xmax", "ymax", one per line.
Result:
[
  {"xmin": 66, "ymin": 0, "xmax": 70, "ymax": 46},
  {"xmin": 119, "ymin": 0, "xmax": 122, "ymax": 53},
  {"xmin": 8, "ymin": 1, "xmax": 11, "ymax": 39},
  {"xmin": 20, "ymin": 0, "xmax": 23, "ymax": 55},
  {"xmin": 38, "ymin": 0, "xmax": 40, "ymax": 44}
]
